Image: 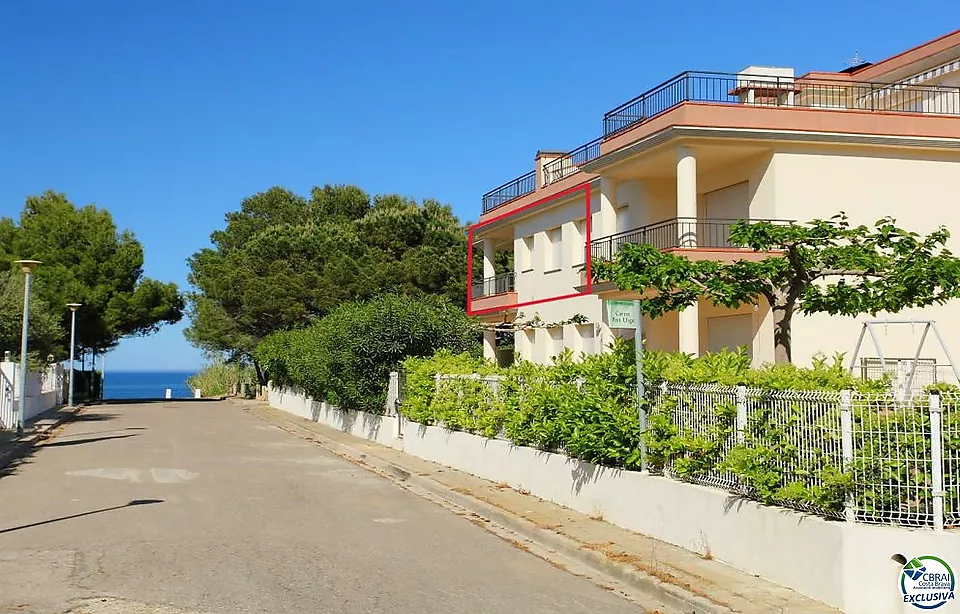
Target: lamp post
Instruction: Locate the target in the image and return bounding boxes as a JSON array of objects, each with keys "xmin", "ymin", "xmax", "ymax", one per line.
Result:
[
  {"xmin": 67, "ymin": 303, "xmax": 82, "ymax": 407},
  {"xmin": 13, "ymin": 260, "xmax": 41, "ymax": 435}
]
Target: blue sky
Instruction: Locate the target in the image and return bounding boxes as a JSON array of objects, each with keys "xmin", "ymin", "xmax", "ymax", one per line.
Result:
[{"xmin": 0, "ymin": 1, "xmax": 951, "ymax": 371}]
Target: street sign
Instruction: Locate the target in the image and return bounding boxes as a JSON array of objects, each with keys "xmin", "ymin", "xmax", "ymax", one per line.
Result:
[
  {"xmin": 606, "ymin": 300, "xmax": 637, "ymax": 329},
  {"xmin": 605, "ymin": 299, "xmax": 648, "ymax": 472}
]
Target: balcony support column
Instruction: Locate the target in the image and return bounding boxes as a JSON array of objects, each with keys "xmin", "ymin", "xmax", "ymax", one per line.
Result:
[
  {"xmin": 600, "ymin": 177, "xmax": 619, "ymax": 237},
  {"xmin": 677, "ymin": 147, "xmax": 697, "ymax": 248},
  {"xmin": 483, "ymin": 330, "xmax": 497, "ymax": 362},
  {"xmin": 483, "ymin": 239, "xmax": 495, "ymax": 279},
  {"xmin": 679, "ymin": 303, "xmax": 700, "ymax": 357}
]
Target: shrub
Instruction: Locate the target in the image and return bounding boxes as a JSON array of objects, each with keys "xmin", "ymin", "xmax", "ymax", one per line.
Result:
[
  {"xmin": 187, "ymin": 360, "xmax": 255, "ymax": 397},
  {"xmin": 398, "ymin": 339, "xmax": 942, "ymax": 521},
  {"xmin": 255, "ymin": 295, "xmax": 479, "ymax": 412}
]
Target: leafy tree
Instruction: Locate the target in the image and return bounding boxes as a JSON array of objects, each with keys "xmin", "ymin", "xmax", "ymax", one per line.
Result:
[
  {"xmin": 592, "ymin": 214, "xmax": 960, "ymax": 363},
  {"xmin": 255, "ymin": 295, "xmax": 479, "ymax": 412},
  {"xmin": 0, "ymin": 191, "xmax": 184, "ymax": 355},
  {"xmin": 0, "ymin": 271, "xmax": 64, "ymax": 360},
  {"xmin": 186, "ymin": 184, "xmax": 470, "ymax": 376}
]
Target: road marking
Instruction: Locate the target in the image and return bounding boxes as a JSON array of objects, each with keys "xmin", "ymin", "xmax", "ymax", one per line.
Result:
[
  {"xmin": 372, "ymin": 517, "xmax": 406, "ymax": 524},
  {"xmin": 67, "ymin": 468, "xmax": 142, "ymax": 482},
  {"xmin": 150, "ymin": 469, "xmax": 198, "ymax": 484},
  {"xmin": 65, "ymin": 469, "xmax": 198, "ymax": 484}
]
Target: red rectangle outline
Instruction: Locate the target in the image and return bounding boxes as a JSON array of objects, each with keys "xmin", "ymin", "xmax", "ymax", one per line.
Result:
[{"xmin": 467, "ymin": 182, "xmax": 593, "ymax": 317}]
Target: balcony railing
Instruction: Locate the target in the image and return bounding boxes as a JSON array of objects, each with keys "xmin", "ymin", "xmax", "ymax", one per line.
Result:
[
  {"xmin": 541, "ymin": 137, "xmax": 603, "ymax": 186},
  {"xmin": 604, "ymin": 70, "xmax": 960, "ymax": 137},
  {"xmin": 482, "ymin": 171, "xmax": 536, "ymax": 213},
  {"xmin": 472, "ymin": 272, "xmax": 516, "ymax": 299},
  {"xmin": 591, "ymin": 217, "xmax": 792, "ymax": 262}
]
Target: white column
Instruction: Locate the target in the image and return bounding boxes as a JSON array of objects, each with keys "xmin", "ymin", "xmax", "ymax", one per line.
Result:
[
  {"xmin": 600, "ymin": 177, "xmax": 618, "ymax": 238},
  {"xmin": 482, "ymin": 330, "xmax": 497, "ymax": 361},
  {"xmin": 677, "ymin": 147, "xmax": 697, "ymax": 248},
  {"xmin": 679, "ymin": 303, "xmax": 699, "ymax": 356},
  {"xmin": 482, "ymin": 239, "xmax": 495, "ymax": 280}
]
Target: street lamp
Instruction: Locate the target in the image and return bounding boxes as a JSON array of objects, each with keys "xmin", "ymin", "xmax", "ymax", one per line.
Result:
[
  {"xmin": 13, "ymin": 260, "xmax": 41, "ymax": 435},
  {"xmin": 67, "ymin": 303, "xmax": 82, "ymax": 407}
]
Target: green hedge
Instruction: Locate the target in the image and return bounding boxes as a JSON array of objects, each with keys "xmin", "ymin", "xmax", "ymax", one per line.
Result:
[
  {"xmin": 400, "ymin": 342, "xmax": 960, "ymax": 523},
  {"xmin": 254, "ymin": 295, "xmax": 479, "ymax": 412},
  {"xmin": 401, "ymin": 342, "xmax": 879, "ymax": 470}
]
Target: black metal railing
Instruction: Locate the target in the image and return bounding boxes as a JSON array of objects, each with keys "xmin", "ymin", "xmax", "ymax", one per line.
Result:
[
  {"xmin": 540, "ymin": 137, "xmax": 603, "ymax": 186},
  {"xmin": 591, "ymin": 217, "xmax": 792, "ymax": 262},
  {"xmin": 482, "ymin": 171, "xmax": 536, "ymax": 213},
  {"xmin": 472, "ymin": 272, "xmax": 516, "ymax": 299},
  {"xmin": 604, "ymin": 70, "xmax": 960, "ymax": 136}
]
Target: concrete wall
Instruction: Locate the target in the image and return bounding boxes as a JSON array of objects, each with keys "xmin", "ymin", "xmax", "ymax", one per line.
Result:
[
  {"xmin": 268, "ymin": 384, "xmax": 958, "ymax": 614},
  {"xmin": 771, "ymin": 148, "xmax": 960, "ymax": 378},
  {"xmin": 266, "ymin": 385, "xmax": 402, "ymax": 450},
  {"xmin": 0, "ymin": 362, "xmax": 63, "ymax": 428}
]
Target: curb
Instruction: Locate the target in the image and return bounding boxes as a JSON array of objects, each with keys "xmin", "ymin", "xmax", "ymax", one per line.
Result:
[
  {"xmin": 255, "ymin": 408, "xmax": 733, "ymax": 614},
  {"xmin": 0, "ymin": 405, "xmax": 85, "ymax": 472}
]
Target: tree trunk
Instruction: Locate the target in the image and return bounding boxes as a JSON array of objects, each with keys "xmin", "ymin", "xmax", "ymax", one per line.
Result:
[
  {"xmin": 252, "ymin": 359, "xmax": 267, "ymax": 387},
  {"xmin": 771, "ymin": 301, "xmax": 794, "ymax": 364}
]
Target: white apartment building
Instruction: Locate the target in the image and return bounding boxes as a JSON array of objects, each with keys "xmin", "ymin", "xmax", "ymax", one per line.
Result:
[{"xmin": 469, "ymin": 29, "xmax": 960, "ymax": 383}]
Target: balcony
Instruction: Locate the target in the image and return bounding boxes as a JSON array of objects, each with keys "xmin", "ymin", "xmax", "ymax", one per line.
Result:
[
  {"xmin": 591, "ymin": 217, "xmax": 792, "ymax": 262},
  {"xmin": 480, "ymin": 69, "xmax": 960, "ymax": 219},
  {"xmin": 603, "ymin": 70, "xmax": 960, "ymax": 137},
  {"xmin": 472, "ymin": 272, "xmax": 516, "ymax": 298},
  {"xmin": 471, "ymin": 272, "xmax": 518, "ymax": 314}
]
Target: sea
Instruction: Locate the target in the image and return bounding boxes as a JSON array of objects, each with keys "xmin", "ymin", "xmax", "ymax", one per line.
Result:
[{"xmin": 104, "ymin": 370, "xmax": 196, "ymax": 400}]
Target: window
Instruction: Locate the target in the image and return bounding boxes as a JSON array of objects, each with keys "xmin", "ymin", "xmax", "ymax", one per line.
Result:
[
  {"xmin": 546, "ymin": 227, "xmax": 562, "ymax": 271},
  {"xmin": 519, "ymin": 236, "xmax": 534, "ymax": 271},
  {"xmin": 572, "ymin": 219, "xmax": 586, "ymax": 265}
]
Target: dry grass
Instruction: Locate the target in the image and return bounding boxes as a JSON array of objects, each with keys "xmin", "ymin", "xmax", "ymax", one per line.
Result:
[{"xmin": 581, "ymin": 542, "xmax": 729, "ymax": 608}]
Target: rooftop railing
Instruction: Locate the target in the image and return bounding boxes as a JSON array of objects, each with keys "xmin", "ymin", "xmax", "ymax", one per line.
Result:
[
  {"xmin": 482, "ymin": 71, "xmax": 960, "ymax": 215},
  {"xmin": 481, "ymin": 171, "xmax": 536, "ymax": 213},
  {"xmin": 604, "ymin": 70, "xmax": 960, "ymax": 136},
  {"xmin": 540, "ymin": 137, "xmax": 603, "ymax": 186}
]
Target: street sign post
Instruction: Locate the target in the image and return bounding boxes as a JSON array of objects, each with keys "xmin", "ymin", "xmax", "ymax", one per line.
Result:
[{"xmin": 605, "ymin": 299, "xmax": 647, "ymax": 471}]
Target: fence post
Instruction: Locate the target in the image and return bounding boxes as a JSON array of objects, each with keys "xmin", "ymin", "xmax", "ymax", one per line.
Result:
[
  {"xmin": 386, "ymin": 372, "xmax": 399, "ymax": 416},
  {"xmin": 735, "ymin": 385, "xmax": 747, "ymax": 444},
  {"xmin": 840, "ymin": 390, "xmax": 855, "ymax": 523},
  {"xmin": 930, "ymin": 392, "xmax": 945, "ymax": 532}
]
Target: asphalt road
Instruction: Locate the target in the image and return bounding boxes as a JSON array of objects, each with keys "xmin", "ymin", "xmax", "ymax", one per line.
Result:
[{"xmin": 0, "ymin": 402, "xmax": 638, "ymax": 614}]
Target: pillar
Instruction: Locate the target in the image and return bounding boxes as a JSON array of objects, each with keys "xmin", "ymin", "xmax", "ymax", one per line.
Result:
[
  {"xmin": 482, "ymin": 239, "xmax": 495, "ymax": 279},
  {"xmin": 677, "ymin": 147, "xmax": 697, "ymax": 248},
  {"xmin": 679, "ymin": 303, "xmax": 700, "ymax": 357},
  {"xmin": 600, "ymin": 176, "xmax": 618, "ymax": 238},
  {"xmin": 483, "ymin": 330, "xmax": 497, "ymax": 362}
]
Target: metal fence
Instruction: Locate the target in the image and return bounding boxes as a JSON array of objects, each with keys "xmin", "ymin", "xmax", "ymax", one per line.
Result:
[
  {"xmin": 604, "ymin": 70, "xmax": 960, "ymax": 136},
  {"xmin": 471, "ymin": 272, "xmax": 515, "ymax": 299},
  {"xmin": 0, "ymin": 370, "xmax": 13, "ymax": 430},
  {"xmin": 481, "ymin": 171, "xmax": 536, "ymax": 213},
  {"xmin": 540, "ymin": 138, "xmax": 603, "ymax": 186},
  {"xmin": 591, "ymin": 217, "xmax": 790, "ymax": 262},
  {"xmin": 655, "ymin": 383, "xmax": 960, "ymax": 529}
]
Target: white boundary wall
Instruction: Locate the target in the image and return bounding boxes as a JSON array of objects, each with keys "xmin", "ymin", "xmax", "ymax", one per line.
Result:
[
  {"xmin": 0, "ymin": 362, "xmax": 64, "ymax": 428},
  {"xmin": 267, "ymin": 384, "xmax": 960, "ymax": 614},
  {"xmin": 267, "ymin": 386, "xmax": 402, "ymax": 450}
]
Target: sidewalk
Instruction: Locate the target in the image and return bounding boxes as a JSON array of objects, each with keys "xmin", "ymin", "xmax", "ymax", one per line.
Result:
[
  {"xmin": 242, "ymin": 401, "xmax": 839, "ymax": 614},
  {"xmin": 0, "ymin": 405, "xmax": 85, "ymax": 472}
]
